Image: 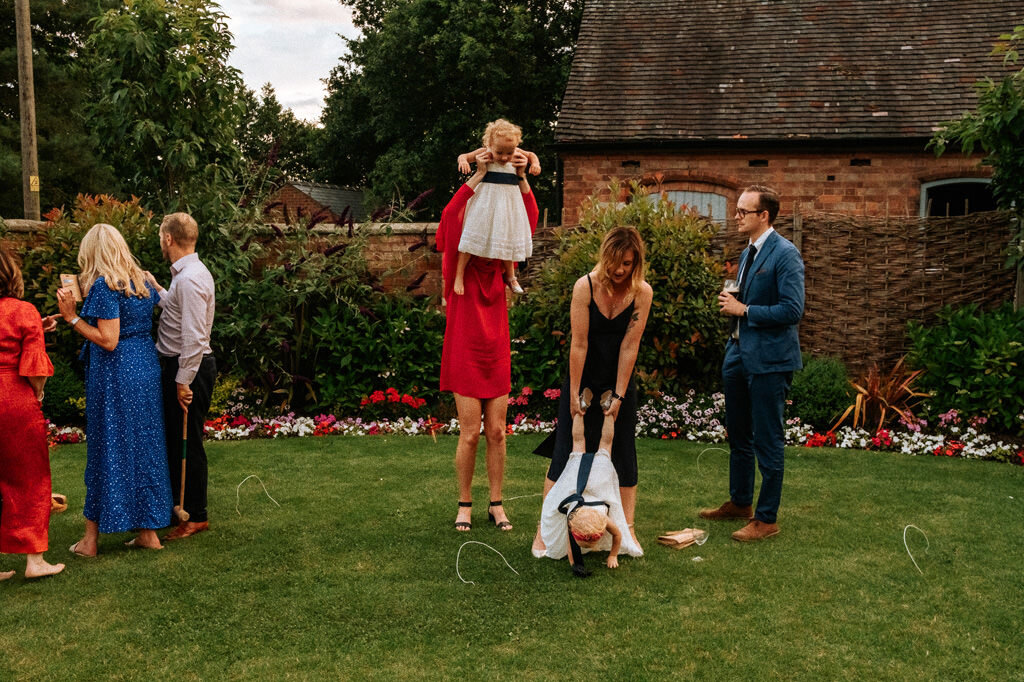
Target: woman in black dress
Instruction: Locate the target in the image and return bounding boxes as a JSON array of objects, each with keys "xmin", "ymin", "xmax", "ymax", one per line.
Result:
[{"xmin": 532, "ymin": 226, "xmax": 653, "ymax": 556}]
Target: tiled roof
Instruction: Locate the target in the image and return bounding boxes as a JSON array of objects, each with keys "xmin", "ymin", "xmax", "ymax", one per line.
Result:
[
  {"xmin": 556, "ymin": 0, "xmax": 1024, "ymax": 145},
  {"xmin": 290, "ymin": 182, "xmax": 366, "ymax": 221}
]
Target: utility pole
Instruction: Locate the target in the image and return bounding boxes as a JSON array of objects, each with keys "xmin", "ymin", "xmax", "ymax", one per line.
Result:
[{"xmin": 15, "ymin": 0, "xmax": 41, "ymax": 220}]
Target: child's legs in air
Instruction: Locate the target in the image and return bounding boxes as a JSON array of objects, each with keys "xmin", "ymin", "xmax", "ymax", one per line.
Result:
[
  {"xmin": 598, "ymin": 412, "xmax": 615, "ymax": 453},
  {"xmin": 571, "ymin": 410, "xmax": 586, "ymax": 453},
  {"xmin": 454, "ymin": 251, "xmax": 471, "ymax": 294}
]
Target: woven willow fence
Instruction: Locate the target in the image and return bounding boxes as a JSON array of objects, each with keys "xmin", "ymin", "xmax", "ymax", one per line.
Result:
[{"xmin": 725, "ymin": 209, "xmax": 1017, "ymax": 371}]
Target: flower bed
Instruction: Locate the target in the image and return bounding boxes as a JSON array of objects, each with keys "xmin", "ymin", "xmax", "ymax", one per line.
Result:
[
  {"xmin": 47, "ymin": 421, "xmax": 85, "ymax": 448},
  {"xmin": 47, "ymin": 392, "xmax": 1023, "ymax": 465}
]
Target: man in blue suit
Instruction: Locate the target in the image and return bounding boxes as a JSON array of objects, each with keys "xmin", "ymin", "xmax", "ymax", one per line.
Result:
[{"xmin": 700, "ymin": 185, "xmax": 804, "ymax": 541}]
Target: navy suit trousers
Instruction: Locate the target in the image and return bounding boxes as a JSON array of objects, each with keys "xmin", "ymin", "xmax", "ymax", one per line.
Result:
[{"xmin": 722, "ymin": 340, "xmax": 791, "ymax": 524}]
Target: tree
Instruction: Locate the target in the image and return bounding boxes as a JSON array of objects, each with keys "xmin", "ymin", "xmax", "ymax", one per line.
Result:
[
  {"xmin": 237, "ymin": 84, "xmax": 320, "ymax": 181},
  {"xmin": 85, "ymin": 0, "xmax": 245, "ymax": 215},
  {"xmin": 0, "ymin": 0, "xmax": 119, "ymax": 218},
  {"xmin": 318, "ymin": 0, "xmax": 583, "ymax": 217},
  {"xmin": 930, "ymin": 26, "xmax": 1024, "ymax": 308}
]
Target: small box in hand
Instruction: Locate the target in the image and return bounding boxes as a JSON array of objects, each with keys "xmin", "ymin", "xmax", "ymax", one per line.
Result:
[{"xmin": 60, "ymin": 273, "xmax": 82, "ymax": 302}]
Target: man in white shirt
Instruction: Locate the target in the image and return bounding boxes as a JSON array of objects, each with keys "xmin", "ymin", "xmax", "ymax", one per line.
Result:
[{"xmin": 149, "ymin": 212, "xmax": 217, "ymax": 541}]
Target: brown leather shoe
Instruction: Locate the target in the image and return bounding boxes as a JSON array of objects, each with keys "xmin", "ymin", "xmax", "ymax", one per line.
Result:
[
  {"xmin": 731, "ymin": 520, "xmax": 780, "ymax": 542},
  {"xmin": 698, "ymin": 500, "xmax": 754, "ymax": 521},
  {"xmin": 163, "ymin": 521, "xmax": 209, "ymax": 541}
]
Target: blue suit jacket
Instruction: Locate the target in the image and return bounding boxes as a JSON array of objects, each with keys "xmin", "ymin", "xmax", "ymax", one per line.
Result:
[{"xmin": 734, "ymin": 230, "xmax": 805, "ymax": 374}]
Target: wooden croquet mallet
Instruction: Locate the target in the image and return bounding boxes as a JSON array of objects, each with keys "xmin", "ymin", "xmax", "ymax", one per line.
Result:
[{"xmin": 172, "ymin": 406, "xmax": 191, "ymax": 523}]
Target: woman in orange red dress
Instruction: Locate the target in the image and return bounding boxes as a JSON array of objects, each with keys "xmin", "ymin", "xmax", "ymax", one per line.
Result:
[
  {"xmin": 0, "ymin": 246, "xmax": 64, "ymax": 580},
  {"xmin": 437, "ymin": 146, "xmax": 538, "ymax": 532}
]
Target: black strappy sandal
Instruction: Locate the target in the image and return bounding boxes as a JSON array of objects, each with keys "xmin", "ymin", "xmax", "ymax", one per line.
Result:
[
  {"xmin": 488, "ymin": 500, "xmax": 513, "ymax": 531},
  {"xmin": 454, "ymin": 501, "xmax": 472, "ymax": 531}
]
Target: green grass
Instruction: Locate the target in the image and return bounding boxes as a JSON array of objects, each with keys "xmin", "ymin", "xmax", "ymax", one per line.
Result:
[{"xmin": 2, "ymin": 436, "xmax": 1022, "ymax": 680}]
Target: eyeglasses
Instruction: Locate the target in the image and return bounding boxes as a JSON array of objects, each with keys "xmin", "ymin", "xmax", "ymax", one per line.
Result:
[{"xmin": 735, "ymin": 208, "xmax": 764, "ymax": 218}]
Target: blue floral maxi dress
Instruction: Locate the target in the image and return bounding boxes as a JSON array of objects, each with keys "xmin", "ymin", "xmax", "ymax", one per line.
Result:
[{"xmin": 80, "ymin": 277, "xmax": 171, "ymax": 532}]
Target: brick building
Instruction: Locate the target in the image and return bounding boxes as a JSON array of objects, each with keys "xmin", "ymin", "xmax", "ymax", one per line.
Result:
[
  {"xmin": 555, "ymin": 0, "xmax": 1022, "ymax": 225},
  {"xmin": 267, "ymin": 182, "xmax": 366, "ymax": 224}
]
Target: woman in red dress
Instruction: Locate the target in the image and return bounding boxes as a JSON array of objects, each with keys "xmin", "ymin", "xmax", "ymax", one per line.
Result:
[
  {"xmin": 438, "ymin": 148, "xmax": 538, "ymax": 532},
  {"xmin": 0, "ymin": 247, "xmax": 64, "ymax": 580}
]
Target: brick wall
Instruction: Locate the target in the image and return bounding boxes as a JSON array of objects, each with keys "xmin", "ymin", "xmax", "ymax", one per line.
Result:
[
  {"xmin": 362, "ymin": 224, "xmax": 442, "ymax": 296},
  {"xmin": 559, "ymin": 148, "xmax": 990, "ymax": 225}
]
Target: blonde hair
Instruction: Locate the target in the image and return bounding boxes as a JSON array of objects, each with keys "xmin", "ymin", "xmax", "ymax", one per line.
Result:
[
  {"xmin": 482, "ymin": 118, "xmax": 522, "ymax": 149},
  {"xmin": 594, "ymin": 226, "xmax": 646, "ymax": 294},
  {"xmin": 77, "ymin": 223, "xmax": 150, "ymax": 299},
  {"xmin": 0, "ymin": 245, "xmax": 24, "ymax": 299},
  {"xmin": 160, "ymin": 212, "xmax": 198, "ymax": 246},
  {"xmin": 568, "ymin": 506, "xmax": 608, "ymax": 546}
]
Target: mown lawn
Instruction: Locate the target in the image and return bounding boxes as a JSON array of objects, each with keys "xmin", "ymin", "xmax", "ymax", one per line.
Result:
[{"xmin": 2, "ymin": 436, "xmax": 1022, "ymax": 680}]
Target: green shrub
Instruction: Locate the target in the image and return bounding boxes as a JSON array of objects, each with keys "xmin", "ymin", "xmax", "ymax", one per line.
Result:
[
  {"xmin": 787, "ymin": 354, "xmax": 851, "ymax": 430},
  {"xmin": 208, "ymin": 374, "xmax": 243, "ymax": 417},
  {"xmin": 513, "ymin": 182, "xmax": 726, "ymax": 397},
  {"xmin": 41, "ymin": 353, "xmax": 86, "ymax": 426},
  {"xmin": 310, "ymin": 295, "xmax": 445, "ymax": 414},
  {"xmin": 908, "ymin": 303, "xmax": 1024, "ymax": 433}
]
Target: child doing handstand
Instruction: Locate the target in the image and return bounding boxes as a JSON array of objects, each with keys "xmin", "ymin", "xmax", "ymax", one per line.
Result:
[
  {"xmin": 536, "ymin": 389, "xmax": 642, "ymax": 575},
  {"xmin": 452, "ymin": 119, "xmax": 537, "ymax": 296}
]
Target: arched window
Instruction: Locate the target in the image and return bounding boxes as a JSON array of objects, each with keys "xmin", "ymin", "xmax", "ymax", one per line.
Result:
[
  {"xmin": 920, "ymin": 179, "xmax": 995, "ymax": 217},
  {"xmin": 646, "ymin": 190, "xmax": 729, "ymax": 224}
]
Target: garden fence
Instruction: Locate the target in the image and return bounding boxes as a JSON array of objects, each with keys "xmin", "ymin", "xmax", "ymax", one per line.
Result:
[{"xmin": 721, "ymin": 209, "xmax": 1017, "ymax": 372}]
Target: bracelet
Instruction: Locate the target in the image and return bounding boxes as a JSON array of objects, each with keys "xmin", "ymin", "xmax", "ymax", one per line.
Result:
[{"xmin": 69, "ymin": 316, "xmax": 81, "ymax": 327}]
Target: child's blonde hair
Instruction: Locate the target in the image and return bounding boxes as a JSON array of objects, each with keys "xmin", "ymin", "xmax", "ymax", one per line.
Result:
[
  {"xmin": 78, "ymin": 223, "xmax": 150, "ymax": 299},
  {"xmin": 568, "ymin": 506, "xmax": 607, "ymax": 546},
  {"xmin": 483, "ymin": 118, "xmax": 522, "ymax": 148}
]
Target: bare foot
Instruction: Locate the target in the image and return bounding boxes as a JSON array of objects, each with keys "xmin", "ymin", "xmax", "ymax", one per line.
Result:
[
  {"xmin": 453, "ymin": 277, "xmax": 465, "ymax": 296},
  {"xmin": 0, "ymin": 570, "xmax": 14, "ymax": 581},
  {"xmin": 125, "ymin": 530, "xmax": 163, "ymax": 550},
  {"xmin": 629, "ymin": 524, "xmax": 642, "ymax": 552},
  {"xmin": 531, "ymin": 524, "xmax": 546, "ymax": 558},
  {"xmin": 69, "ymin": 540, "xmax": 97, "ymax": 557},
  {"xmin": 25, "ymin": 555, "xmax": 65, "ymax": 579}
]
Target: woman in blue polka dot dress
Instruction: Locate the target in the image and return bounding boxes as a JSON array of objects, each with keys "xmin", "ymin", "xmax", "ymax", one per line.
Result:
[{"xmin": 57, "ymin": 223, "xmax": 171, "ymax": 556}]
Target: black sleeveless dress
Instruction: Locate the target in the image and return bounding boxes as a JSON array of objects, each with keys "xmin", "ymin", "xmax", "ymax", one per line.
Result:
[{"xmin": 535, "ymin": 275, "xmax": 639, "ymax": 487}]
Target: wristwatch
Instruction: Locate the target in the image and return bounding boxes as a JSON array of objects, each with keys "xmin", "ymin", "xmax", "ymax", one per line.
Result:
[{"xmin": 69, "ymin": 316, "xmax": 81, "ymax": 327}]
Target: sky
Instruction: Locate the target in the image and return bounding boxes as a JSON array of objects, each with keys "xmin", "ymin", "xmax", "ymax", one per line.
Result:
[{"xmin": 216, "ymin": 0, "xmax": 361, "ymax": 123}]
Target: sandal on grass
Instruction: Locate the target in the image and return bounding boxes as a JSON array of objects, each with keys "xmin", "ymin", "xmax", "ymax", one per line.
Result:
[
  {"xmin": 454, "ymin": 501, "xmax": 472, "ymax": 531},
  {"xmin": 51, "ymin": 493, "xmax": 68, "ymax": 513},
  {"xmin": 488, "ymin": 500, "xmax": 512, "ymax": 531}
]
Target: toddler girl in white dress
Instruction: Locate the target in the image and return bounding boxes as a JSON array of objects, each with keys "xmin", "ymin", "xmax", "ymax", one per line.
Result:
[
  {"xmin": 535, "ymin": 389, "xmax": 643, "ymax": 576},
  {"xmin": 453, "ymin": 119, "xmax": 539, "ymax": 296}
]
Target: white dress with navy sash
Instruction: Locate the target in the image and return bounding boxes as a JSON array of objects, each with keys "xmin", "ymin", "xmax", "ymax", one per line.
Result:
[{"xmin": 458, "ymin": 162, "xmax": 533, "ymax": 262}]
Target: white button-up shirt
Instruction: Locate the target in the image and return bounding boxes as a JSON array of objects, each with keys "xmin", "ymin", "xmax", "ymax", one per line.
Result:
[{"xmin": 155, "ymin": 252, "xmax": 215, "ymax": 385}]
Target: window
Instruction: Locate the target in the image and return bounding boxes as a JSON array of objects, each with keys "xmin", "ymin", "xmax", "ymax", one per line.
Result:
[
  {"xmin": 648, "ymin": 190, "xmax": 728, "ymax": 224},
  {"xmin": 920, "ymin": 179, "xmax": 995, "ymax": 217}
]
